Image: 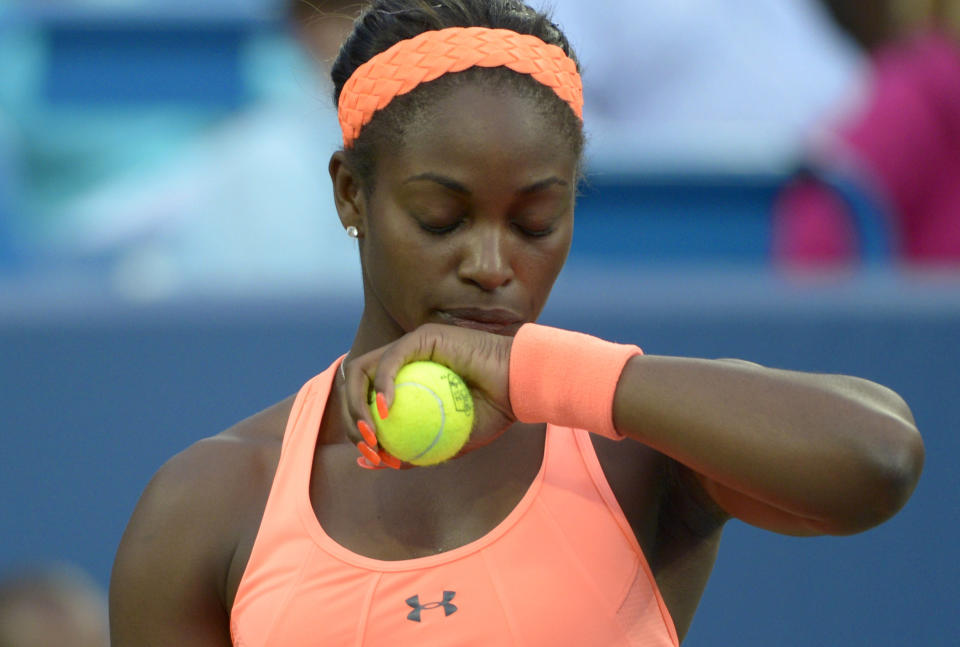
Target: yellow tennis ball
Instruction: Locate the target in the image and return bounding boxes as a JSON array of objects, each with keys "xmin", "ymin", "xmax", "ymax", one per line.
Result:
[{"xmin": 369, "ymin": 361, "xmax": 474, "ymax": 466}]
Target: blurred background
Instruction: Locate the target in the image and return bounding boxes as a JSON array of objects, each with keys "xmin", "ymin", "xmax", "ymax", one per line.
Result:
[{"xmin": 1, "ymin": 0, "xmax": 958, "ymax": 645}]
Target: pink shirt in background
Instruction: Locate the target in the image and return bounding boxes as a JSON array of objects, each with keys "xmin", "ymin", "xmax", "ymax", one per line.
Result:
[{"xmin": 773, "ymin": 31, "xmax": 960, "ymax": 266}]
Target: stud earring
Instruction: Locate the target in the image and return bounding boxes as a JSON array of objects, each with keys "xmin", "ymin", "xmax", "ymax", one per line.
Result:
[{"xmin": 346, "ymin": 226, "xmax": 359, "ymax": 239}]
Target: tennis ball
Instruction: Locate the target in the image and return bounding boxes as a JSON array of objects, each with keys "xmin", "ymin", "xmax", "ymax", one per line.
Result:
[{"xmin": 369, "ymin": 361, "xmax": 474, "ymax": 466}]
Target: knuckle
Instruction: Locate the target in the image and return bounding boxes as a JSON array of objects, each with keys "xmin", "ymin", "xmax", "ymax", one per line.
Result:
[{"xmin": 422, "ymin": 322, "xmax": 450, "ymax": 337}]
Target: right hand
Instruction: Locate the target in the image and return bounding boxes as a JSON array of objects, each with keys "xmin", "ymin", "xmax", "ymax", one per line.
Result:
[{"xmin": 341, "ymin": 323, "xmax": 518, "ymax": 469}]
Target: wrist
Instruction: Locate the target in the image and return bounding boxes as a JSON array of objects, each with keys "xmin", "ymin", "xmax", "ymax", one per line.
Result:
[{"xmin": 508, "ymin": 324, "xmax": 642, "ymax": 439}]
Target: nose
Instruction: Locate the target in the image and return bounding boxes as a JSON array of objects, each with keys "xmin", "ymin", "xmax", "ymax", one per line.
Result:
[{"xmin": 458, "ymin": 224, "xmax": 514, "ymax": 291}]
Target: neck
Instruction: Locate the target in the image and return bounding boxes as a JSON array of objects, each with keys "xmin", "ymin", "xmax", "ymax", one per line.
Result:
[
  {"xmin": 320, "ymin": 301, "xmax": 408, "ymax": 447},
  {"xmin": 347, "ymin": 297, "xmax": 410, "ymax": 360}
]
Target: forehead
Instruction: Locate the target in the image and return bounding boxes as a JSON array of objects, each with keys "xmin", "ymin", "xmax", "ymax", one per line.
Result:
[{"xmin": 381, "ymin": 82, "xmax": 579, "ymax": 186}]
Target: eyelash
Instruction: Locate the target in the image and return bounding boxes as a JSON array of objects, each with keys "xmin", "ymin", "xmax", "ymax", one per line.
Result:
[
  {"xmin": 516, "ymin": 224, "xmax": 555, "ymax": 238},
  {"xmin": 416, "ymin": 218, "xmax": 555, "ymax": 238},
  {"xmin": 419, "ymin": 220, "xmax": 462, "ymax": 235}
]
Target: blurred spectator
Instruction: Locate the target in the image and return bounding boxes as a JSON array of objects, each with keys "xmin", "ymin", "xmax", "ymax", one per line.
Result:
[
  {"xmin": 51, "ymin": 1, "xmax": 364, "ymax": 297},
  {"xmin": 773, "ymin": 0, "xmax": 960, "ymax": 268},
  {"xmin": 0, "ymin": 564, "xmax": 108, "ymax": 647},
  {"xmin": 546, "ymin": 0, "xmax": 862, "ymax": 171}
]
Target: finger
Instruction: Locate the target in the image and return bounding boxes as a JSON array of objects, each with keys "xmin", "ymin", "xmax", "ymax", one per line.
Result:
[
  {"xmin": 343, "ymin": 413, "xmax": 372, "ymax": 446},
  {"xmin": 378, "ymin": 449, "xmax": 403, "ymax": 470},
  {"xmin": 375, "ymin": 392, "xmax": 390, "ymax": 421},
  {"xmin": 357, "ymin": 420, "xmax": 378, "ymax": 448},
  {"xmin": 343, "ymin": 356, "xmax": 379, "ymax": 433},
  {"xmin": 357, "ymin": 441, "xmax": 381, "ymax": 466},
  {"xmin": 357, "ymin": 456, "xmax": 390, "ymax": 470}
]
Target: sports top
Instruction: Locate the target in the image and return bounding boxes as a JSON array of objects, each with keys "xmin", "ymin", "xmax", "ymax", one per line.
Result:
[{"xmin": 231, "ymin": 359, "xmax": 678, "ymax": 647}]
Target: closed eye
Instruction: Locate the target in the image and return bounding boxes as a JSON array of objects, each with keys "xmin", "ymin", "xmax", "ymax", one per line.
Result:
[
  {"xmin": 419, "ymin": 220, "xmax": 463, "ymax": 235},
  {"xmin": 515, "ymin": 223, "xmax": 556, "ymax": 238}
]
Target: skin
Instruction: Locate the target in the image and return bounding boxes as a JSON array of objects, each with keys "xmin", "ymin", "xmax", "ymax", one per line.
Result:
[{"xmin": 109, "ymin": 82, "xmax": 925, "ymax": 646}]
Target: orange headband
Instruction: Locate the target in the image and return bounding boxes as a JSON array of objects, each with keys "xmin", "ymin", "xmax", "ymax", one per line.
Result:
[{"xmin": 337, "ymin": 26, "xmax": 584, "ymax": 147}]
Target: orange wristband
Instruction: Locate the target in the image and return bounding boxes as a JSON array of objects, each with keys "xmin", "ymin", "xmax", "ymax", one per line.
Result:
[{"xmin": 508, "ymin": 324, "xmax": 642, "ymax": 440}]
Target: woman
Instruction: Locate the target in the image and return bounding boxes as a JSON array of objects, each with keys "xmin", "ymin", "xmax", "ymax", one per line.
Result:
[{"xmin": 110, "ymin": 1, "xmax": 924, "ymax": 645}]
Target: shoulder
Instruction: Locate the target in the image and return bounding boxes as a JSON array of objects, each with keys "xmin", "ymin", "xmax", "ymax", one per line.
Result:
[
  {"xmin": 111, "ymin": 397, "xmax": 295, "ymax": 635},
  {"xmin": 137, "ymin": 395, "xmax": 294, "ymax": 542}
]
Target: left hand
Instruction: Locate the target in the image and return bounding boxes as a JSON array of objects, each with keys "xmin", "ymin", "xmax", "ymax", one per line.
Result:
[{"xmin": 342, "ymin": 323, "xmax": 517, "ymax": 468}]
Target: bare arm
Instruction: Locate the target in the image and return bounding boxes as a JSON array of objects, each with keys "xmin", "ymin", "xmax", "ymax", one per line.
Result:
[
  {"xmin": 613, "ymin": 356, "xmax": 924, "ymax": 535},
  {"xmin": 110, "ymin": 439, "xmax": 242, "ymax": 647},
  {"xmin": 343, "ymin": 323, "xmax": 924, "ymax": 536}
]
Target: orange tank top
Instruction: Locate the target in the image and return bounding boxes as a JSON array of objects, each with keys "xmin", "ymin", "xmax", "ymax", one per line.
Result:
[{"xmin": 231, "ymin": 360, "xmax": 678, "ymax": 647}]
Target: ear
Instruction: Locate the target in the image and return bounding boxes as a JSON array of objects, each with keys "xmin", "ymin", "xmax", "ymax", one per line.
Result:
[{"xmin": 329, "ymin": 151, "xmax": 367, "ymax": 236}]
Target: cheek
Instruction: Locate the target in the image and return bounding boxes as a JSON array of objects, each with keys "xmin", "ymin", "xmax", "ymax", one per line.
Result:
[
  {"xmin": 541, "ymin": 220, "xmax": 573, "ymax": 267},
  {"xmin": 517, "ymin": 232, "xmax": 572, "ymax": 294},
  {"xmin": 364, "ymin": 205, "xmax": 407, "ymax": 259},
  {"xmin": 363, "ymin": 210, "xmax": 452, "ymax": 289}
]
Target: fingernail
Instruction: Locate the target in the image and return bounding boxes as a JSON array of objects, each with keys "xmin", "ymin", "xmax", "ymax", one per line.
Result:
[
  {"xmin": 357, "ymin": 420, "xmax": 378, "ymax": 447},
  {"xmin": 376, "ymin": 392, "xmax": 389, "ymax": 419},
  {"xmin": 380, "ymin": 451, "xmax": 402, "ymax": 470},
  {"xmin": 357, "ymin": 457, "xmax": 382, "ymax": 470},
  {"xmin": 357, "ymin": 442, "xmax": 381, "ymax": 465}
]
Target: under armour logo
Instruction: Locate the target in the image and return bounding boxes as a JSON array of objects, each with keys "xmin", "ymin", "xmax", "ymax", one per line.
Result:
[{"xmin": 406, "ymin": 591, "xmax": 458, "ymax": 622}]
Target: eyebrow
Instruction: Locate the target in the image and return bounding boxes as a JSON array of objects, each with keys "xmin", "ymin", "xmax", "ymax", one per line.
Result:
[{"xmin": 402, "ymin": 173, "xmax": 568, "ymax": 196}]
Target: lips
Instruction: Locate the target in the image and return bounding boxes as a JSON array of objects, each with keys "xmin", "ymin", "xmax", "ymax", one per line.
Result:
[{"xmin": 437, "ymin": 308, "xmax": 525, "ymax": 335}]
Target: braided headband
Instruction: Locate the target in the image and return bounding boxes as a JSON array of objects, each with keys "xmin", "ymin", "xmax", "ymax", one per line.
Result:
[{"xmin": 338, "ymin": 26, "xmax": 584, "ymax": 147}]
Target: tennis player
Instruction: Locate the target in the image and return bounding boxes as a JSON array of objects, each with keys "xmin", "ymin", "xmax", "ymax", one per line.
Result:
[{"xmin": 110, "ymin": 1, "xmax": 924, "ymax": 645}]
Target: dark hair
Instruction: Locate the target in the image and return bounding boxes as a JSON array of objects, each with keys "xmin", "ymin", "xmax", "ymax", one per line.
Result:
[{"xmin": 331, "ymin": 0, "xmax": 585, "ymax": 191}]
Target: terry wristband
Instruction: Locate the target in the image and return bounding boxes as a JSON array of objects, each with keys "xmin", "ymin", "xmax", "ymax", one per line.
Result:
[{"xmin": 508, "ymin": 324, "xmax": 642, "ymax": 440}]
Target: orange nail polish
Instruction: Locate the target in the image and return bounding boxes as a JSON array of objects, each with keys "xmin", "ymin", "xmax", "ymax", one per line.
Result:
[
  {"xmin": 376, "ymin": 392, "xmax": 389, "ymax": 419},
  {"xmin": 357, "ymin": 420, "xmax": 377, "ymax": 447},
  {"xmin": 380, "ymin": 451, "xmax": 402, "ymax": 470},
  {"xmin": 357, "ymin": 442, "xmax": 381, "ymax": 465}
]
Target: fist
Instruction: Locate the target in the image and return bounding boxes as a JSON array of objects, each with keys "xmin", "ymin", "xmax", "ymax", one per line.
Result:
[{"xmin": 342, "ymin": 324, "xmax": 517, "ymax": 467}]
